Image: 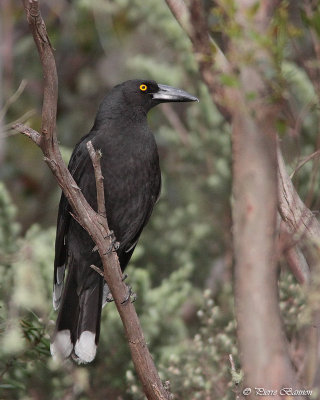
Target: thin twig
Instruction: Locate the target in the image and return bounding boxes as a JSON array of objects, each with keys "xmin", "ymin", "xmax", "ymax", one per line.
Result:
[
  {"xmin": 277, "ymin": 141, "xmax": 320, "ymax": 241},
  {"xmin": 0, "ymin": 79, "xmax": 28, "ymax": 121},
  {"xmin": 279, "ymin": 221, "xmax": 310, "ymax": 285},
  {"xmin": 86, "ymin": 141, "xmax": 107, "ymax": 218},
  {"xmin": 5, "ymin": 109, "xmax": 36, "ymax": 132},
  {"xmin": 12, "ymin": 122, "xmax": 41, "ymax": 146},
  {"xmin": 90, "ymin": 264, "xmax": 104, "ymax": 277},
  {"xmin": 290, "ymin": 149, "xmax": 320, "ymax": 179}
]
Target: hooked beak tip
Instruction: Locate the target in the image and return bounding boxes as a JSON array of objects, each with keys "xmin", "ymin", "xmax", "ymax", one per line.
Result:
[{"xmin": 152, "ymin": 84, "xmax": 199, "ymax": 103}]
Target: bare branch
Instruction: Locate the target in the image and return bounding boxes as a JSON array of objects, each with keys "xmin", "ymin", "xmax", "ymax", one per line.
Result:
[
  {"xmin": 89, "ymin": 264, "xmax": 104, "ymax": 277},
  {"xmin": 291, "ymin": 149, "xmax": 320, "ymax": 179},
  {"xmin": 0, "ymin": 79, "xmax": 27, "ymax": 121},
  {"xmin": 278, "ymin": 143, "xmax": 320, "ymax": 390},
  {"xmin": 22, "ymin": 0, "xmax": 58, "ymax": 143},
  {"xmin": 277, "ymin": 143, "xmax": 320, "ymax": 241},
  {"xmin": 5, "ymin": 110, "xmax": 36, "ymax": 134},
  {"xmin": 12, "ymin": 122, "xmax": 41, "ymax": 146},
  {"xmin": 279, "ymin": 222, "xmax": 311, "ymax": 285},
  {"xmin": 86, "ymin": 141, "xmax": 107, "ymax": 218}
]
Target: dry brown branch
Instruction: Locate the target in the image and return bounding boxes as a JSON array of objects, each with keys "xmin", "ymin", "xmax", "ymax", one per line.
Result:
[
  {"xmin": 277, "ymin": 143, "xmax": 320, "ymax": 241},
  {"xmin": 14, "ymin": 1, "xmax": 171, "ymax": 399},
  {"xmin": 89, "ymin": 264, "xmax": 104, "ymax": 277},
  {"xmin": 86, "ymin": 141, "xmax": 106, "ymax": 218},
  {"xmin": 13, "ymin": 122, "xmax": 41, "ymax": 145},
  {"xmin": 291, "ymin": 149, "xmax": 320, "ymax": 179},
  {"xmin": 279, "ymin": 222, "xmax": 310, "ymax": 285},
  {"xmin": 278, "ymin": 143, "xmax": 320, "ymax": 389}
]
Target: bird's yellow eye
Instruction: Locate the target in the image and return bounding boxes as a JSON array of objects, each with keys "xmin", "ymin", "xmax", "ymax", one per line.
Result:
[{"xmin": 140, "ymin": 84, "xmax": 147, "ymax": 92}]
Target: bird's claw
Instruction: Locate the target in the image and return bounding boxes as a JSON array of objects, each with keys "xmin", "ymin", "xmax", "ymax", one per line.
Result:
[
  {"xmin": 121, "ymin": 284, "xmax": 137, "ymax": 305},
  {"xmin": 105, "ymin": 293, "xmax": 114, "ymax": 303},
  {"xmin": 102, "ymin": 274, "xmax": 133, "ymax": 304},
  {"xmin": 103, "ymin": 230, "xmax": 120, "ymax": 254}
]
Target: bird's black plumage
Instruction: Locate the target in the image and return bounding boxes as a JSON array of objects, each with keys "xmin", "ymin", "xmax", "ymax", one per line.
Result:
[{"xmin": 50, "ymin": 79, "xmax": 198, "ymax": 363}]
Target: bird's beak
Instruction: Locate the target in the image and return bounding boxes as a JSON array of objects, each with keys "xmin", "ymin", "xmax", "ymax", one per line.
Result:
[{"xmin": 152, "ymin": 84, "xmax": 199, "ymax": 103}]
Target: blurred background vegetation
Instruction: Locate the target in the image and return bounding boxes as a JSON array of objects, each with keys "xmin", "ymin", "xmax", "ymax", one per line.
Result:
[{"xmin": 0, "ymin": 0, "xmax": 319, "ymax": 399}]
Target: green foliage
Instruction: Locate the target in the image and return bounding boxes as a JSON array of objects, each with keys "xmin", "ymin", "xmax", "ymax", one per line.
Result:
[
  {"xmin": 0, "ymin": 185, "xmax": 53, "ymax": 398},
  {"xmin": 126, "ymin": 285, "xmax": 240, "ymax": 400},
  {"xmin": 0, "ymin": 182, "xmax": 20, "ymax": 256},
  {"xmin": 158, "ymin": 286, "xmax": 240, "ymax": 400},
  {"xmin": 125, "ymin": 271, "xmax": 309, "ymax": 400}
]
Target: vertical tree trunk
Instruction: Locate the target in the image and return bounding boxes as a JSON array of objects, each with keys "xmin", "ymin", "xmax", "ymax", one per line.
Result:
[{"xmin": 232, "ymin": 106, "xmax": 298, "ymax": 394}]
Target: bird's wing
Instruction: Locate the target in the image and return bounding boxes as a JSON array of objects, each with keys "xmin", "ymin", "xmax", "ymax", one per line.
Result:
[
  {"xmin": 117, "ymin": 174, "xmax": 161, "ymax": 270},
  {"xmin": 53, "ymin": 134, "xmax": 93, "ymax": 310},
  {"xmin": 120, "ymin": 161, "xmax": 161, "ymax": 254}
]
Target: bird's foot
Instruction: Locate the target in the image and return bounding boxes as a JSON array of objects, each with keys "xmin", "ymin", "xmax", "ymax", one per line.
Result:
[
  {"xmin": 102, "ymin": 274, "xmax": 132, "ymax": 305},
  {"xmin": 103, "ymin": 230, "xmax": 120, "ymax": 254},
  {"xmin": 121, "ymin": 283, "xmax": 137, "ymax": 305},
  {"xmin": 105, "ymin": 293, "xmax": 114, "ymax": 303}
]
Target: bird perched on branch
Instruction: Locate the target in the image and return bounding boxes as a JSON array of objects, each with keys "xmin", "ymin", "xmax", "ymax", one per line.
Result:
[{"xmin": 50, "ymin": 79, "xmax": 198, "ymax": 363}]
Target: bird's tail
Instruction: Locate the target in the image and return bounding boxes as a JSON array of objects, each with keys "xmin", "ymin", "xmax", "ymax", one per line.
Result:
[{"xmin": 50, "ymin": 264, "xmax": 103, "ymax": 364}]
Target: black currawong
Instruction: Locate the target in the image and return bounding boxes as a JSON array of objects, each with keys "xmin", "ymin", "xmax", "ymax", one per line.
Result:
[{"xmin": 50, "ymin": 79, "xmax": 198, "ymax": 363}]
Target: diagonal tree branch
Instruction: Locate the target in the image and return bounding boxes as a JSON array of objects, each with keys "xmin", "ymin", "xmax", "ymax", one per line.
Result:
[
  {"xmin": 277, "ymin": 142, "xmax": 320, "ymax": 391},
  {"xmin": 279, "ymin": 221, "xmax": 310, "ymax": 285},
  {"xmin": 14, "ymin": 1, "xmax": 171, "ymax": 399},
  {"xmin": 13, "ymin": 122, "xmax": 41, "ymax": 145},
  {"xmin": 277, "ymin": 143, "xmax": 320, "ymax": 241}
]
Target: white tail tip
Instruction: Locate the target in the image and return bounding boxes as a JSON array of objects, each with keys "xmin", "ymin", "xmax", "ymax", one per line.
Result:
[
  {"xmin": 74, "ymin": 331, "xmax": 97, "ymax": 364},
  {"xmin": 50, "ymin": 329, "xmax": 73, "ymax": 360}
]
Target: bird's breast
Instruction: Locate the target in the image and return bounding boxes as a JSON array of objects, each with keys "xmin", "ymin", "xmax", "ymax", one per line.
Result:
[{"xmin": 89, "ymin": 127, "xmax": 161, "ymax": 246}]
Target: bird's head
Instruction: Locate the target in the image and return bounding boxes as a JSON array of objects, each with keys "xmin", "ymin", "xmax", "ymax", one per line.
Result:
[{"xmin": 118, "ymin": 79, "xmax": 199, "ymax": 112}]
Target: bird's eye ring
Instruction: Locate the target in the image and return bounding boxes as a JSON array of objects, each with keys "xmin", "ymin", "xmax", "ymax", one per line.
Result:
[{"xmin": 140, "ymin": 84, "xmax": 147, "ymax": 92}]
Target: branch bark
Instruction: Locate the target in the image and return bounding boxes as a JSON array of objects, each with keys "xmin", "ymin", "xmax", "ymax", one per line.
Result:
[
  {"xmin": 86, "ymin": 141, "xmax": 107, "ymax": 218},
  {"xmin": 278, "ymin": 143, "xmax": 320, "ymax": 241},
  {"xmin": 14, "ymin": 1, "xmax": 171, "ymax": 399},
  {"xmin": 277, "ymin": 142, "xmax": 320, "ymax": 390}
]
